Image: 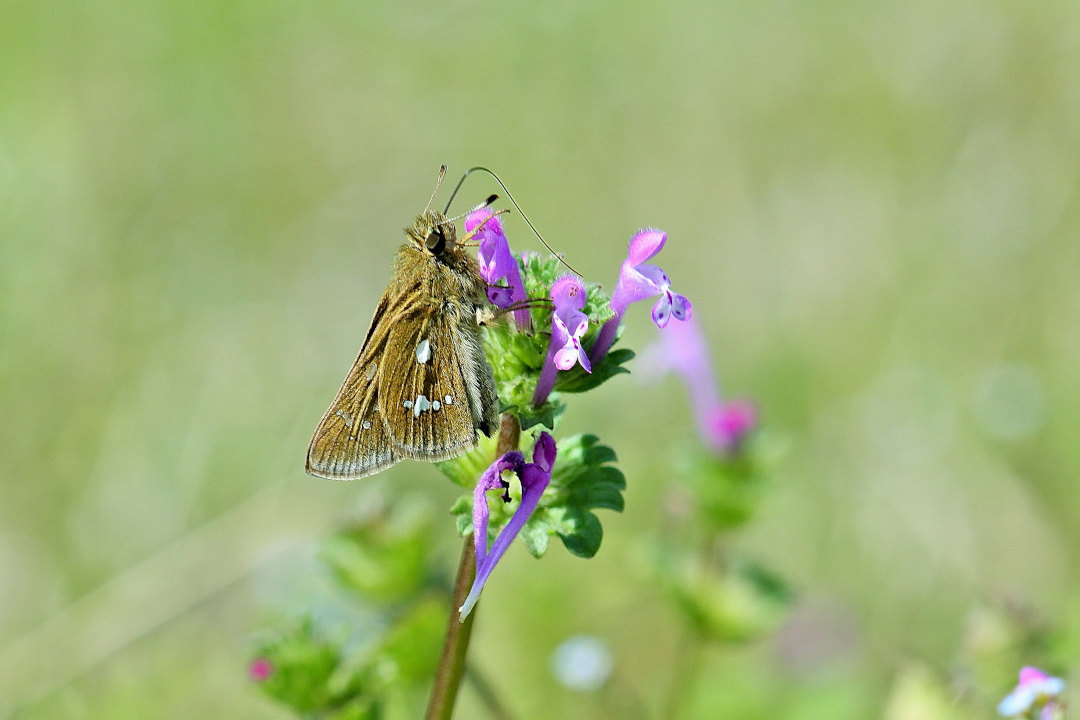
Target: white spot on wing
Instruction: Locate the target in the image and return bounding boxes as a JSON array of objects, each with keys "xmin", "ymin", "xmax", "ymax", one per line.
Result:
[
  {"xmin": 432, "ymin": 400, "xmax": 441, "ymax": 411},
  {"xmin": 335, "ymin": 410, "xmax": 354, "ymax": 428},
  {"xmin": 362, "ymin": 420, "xmax": 372, "ymax": 429},
  {"xmin": 415, "ymin": 339, "xmax": 431, "ymax": 364},
  {"xmin": 403, "ymin": 400, "xmax": 413, "ymax": 409},
  {"xmin": 444, "ymin": 395, "xmax": 453, "ymax": 405},
  {"xmin": 413, "ymin": 394, "xmax": 431, "ymax": 418}
]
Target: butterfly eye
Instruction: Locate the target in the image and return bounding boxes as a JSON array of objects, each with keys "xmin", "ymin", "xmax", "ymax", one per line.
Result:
[{"xmin": 425, "ymin": 226, "xmax": 446, "ymax": 255}]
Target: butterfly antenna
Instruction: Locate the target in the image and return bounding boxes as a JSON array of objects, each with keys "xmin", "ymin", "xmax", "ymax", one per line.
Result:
[
  {"xmin": 448, "ymin": 193, "xmax": 499, "ymax": 223},
  {"xmin": 445, "ymin": 166, "xmax": 581, "ymax": 277},
  {"xmin": 425, "ymin": 164, "xmax": 448, "ymax": 213}
]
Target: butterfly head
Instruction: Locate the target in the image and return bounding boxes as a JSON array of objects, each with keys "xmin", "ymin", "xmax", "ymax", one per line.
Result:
[{"xmin": 407, "ymin": 209, "xmax": 461, "ymax": 260}]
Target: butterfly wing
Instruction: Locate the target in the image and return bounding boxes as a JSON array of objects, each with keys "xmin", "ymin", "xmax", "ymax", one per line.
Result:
[
  {"xmin": 378, "ymin": 299, "xmax": 496, "ymax": 460},
  {"xmin": 306, "ymin": 295, "xmax": 401, "ymax": 479}
]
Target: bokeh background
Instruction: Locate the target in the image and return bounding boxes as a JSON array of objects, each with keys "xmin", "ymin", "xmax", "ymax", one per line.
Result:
[{"xmin": 2, "ymin": 0, "xmax": 1078, "ymax": 717}]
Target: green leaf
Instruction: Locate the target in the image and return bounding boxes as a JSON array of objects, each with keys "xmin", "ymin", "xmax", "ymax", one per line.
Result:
[
  {"xmin": 554, "ymin": 348, "xmax": 635, "ymax": 394},
  {"xmin": 520, "ymin": 517, "xmax": 551, "ymax": 557},
  {"xmin": 575, "ymin": 484, "xmax": 625, "ymax": 512},
  {"xmin": 557, "ymin": 511, "xmax": 603, "ymax": 558},
  {"xmin": 514, "ymin": 399, "xmax": 564, "ymax": 432}
]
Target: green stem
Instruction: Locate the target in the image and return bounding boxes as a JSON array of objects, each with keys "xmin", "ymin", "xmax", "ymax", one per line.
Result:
[
  {"xmin": 423, "ymin": 537, "xmax": 478, "ymax": 720},
  {"xmin": 424, "ymin": 414, "xmax": 520, "ymax": 720}
]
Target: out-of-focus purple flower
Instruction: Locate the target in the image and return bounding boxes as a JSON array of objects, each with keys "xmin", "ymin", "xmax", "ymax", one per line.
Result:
[
  {"xmin": 460, "ymin": 432, "xmax": 556, "ymax": 620},
  {"xmin": 466, "ymin": 207, "xmax": 531, "ymax": 331},
  {"xmin": 706, "ymin": 400, "xmax": 757, "ymax": 450},
  {"xmin": 998, "ymin": 666, "xmax": 1065, "ymax": 718},
  {"xmin": 638, "ymin": 315, "xmax": 756, "ymax": 453},
  {"xmin": 590, "ymin": 228, "xmax": 691, "ymax": 364},
  {"xmin": 533, "ymin": 276, "xmax": 590, "ymax": 406},
  {"xmin": 249, "ymin": 657, "xmax": 274, "ymax": 682}
]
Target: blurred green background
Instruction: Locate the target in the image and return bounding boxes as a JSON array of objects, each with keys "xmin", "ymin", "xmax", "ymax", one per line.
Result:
[{"xmin": 2, "ymin": 0, "xmax": 1078, "ymax": 717}]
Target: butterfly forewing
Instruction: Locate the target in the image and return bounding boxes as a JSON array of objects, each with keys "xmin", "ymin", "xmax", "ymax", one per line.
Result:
[
  {"xmin": 306, "ymin": 191, "xmax": 501, "ymax": 481},
  {"xmin": 378, "ymin": 302, "xmax": 483, "ymax": 460}
]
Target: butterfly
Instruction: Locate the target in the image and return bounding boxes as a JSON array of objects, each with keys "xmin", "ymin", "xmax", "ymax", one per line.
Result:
[{"xmin": 306, "ymin": 168, "xmax": 500, "ymax": 479}]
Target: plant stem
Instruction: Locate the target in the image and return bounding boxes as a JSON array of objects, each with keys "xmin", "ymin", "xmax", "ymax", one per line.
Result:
[
  {"xmin": 424, "ymin": 414, "xmax": 520, "ymax": 720},
  {"xmin": 424, "ymin": 536, "xmax": 477, "ymax": 720}
]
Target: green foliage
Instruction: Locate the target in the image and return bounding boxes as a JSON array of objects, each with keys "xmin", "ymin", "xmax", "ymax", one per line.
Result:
[
  {"xmin": 663, "ymin": 556, "xmax": 792, "ymax": 643},
  {"xmin": 683, "ymin": 430, "xmax": 786, "ymax": 531},
  {"xmin": 435, "ymin": 432, "xmax": 499, "ymax": 489},
  {"xmin": 254, "ymin": 619, "xmax": 351, "ymax": 714},
  {"xmin": 253, "ymin": 520, "xmax": 449, "ymax": 719},
  {"xmin": 554, "ymin": 347, "xmax": 635, "ymax": 394},
  {"xmin": 650, "ymin": 426, "xmax": 793, "ymax": 646},
  {"xmin": 319, "ymin": 512, "xmax": 433, "ymax": 604}
]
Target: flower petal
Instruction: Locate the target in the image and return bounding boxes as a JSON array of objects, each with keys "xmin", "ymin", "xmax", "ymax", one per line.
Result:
[
  {"xmin": 554, "ymin": 345, "xmax": 582, "ymax": 370},
  {"xmin": 487, "ymin": 284, "xmax": 516, "ymax": 307},
  {"xmin": 460, "ymin": 435, "xmax": 556, "ymax": 620},
  {"xmin": 471, "ymin": 452, "xmax": 525, "ymax": 565},
  {"xmin": 634, "ymin": 263, "xmax": 669, "ymax": 289},
  {"xmin": 532, "ymin": 431, "xmax": 557, "ymax": 472},
  {"xmin": 468, "ymin": 207, "xmax": 531, "ymax": 330},
  {"xmin": 626, "ymin": 229, "xmax": 667, "ymax": 266},
  {"xmin": 551, "ymin": 275, "xmax": 587, "ymax": 311},
  {"xmin": 669, "ymin": 292, "xmax": 691, "ymax": 321},
  {"xmin": 651, "ymin": 293, "xmax": 672, "ymax": 328},
  {"xmin": 575, "ymin": 343, "xmax": 593, "ymax": 373},
  {"xmin": 998, "ymin": 686, "xmax": 1037, "ymax": 716}
]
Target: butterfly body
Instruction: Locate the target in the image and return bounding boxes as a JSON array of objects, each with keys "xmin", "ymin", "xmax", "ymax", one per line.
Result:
[{"xmin": 306, "ymin": 208, "xmax": 499, "ymax": 480}]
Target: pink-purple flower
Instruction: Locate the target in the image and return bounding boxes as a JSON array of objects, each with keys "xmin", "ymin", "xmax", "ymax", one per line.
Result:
[
  {"xmin": 533, "ymin": 276, "xmax": 591, "ymax": 406},
  {"xmin": 638, "ymin": 315, "xmax": 756, "ymax": 453},
  {"xmin": 460, "ymin": 432, "xmax": 557, "ymax": 620},
  {"xmin": 590, "ymin": 229, "xmax": 691, "ymax": 364},
  {"xmin": 998, "ymin": 666, "xmax": 1066, "ymax": 718},
  {"xmin": 249, "ymin": 657, "xmax": 274, "ymax": 682},
  {"xmin": 466, "ymin": 207, "xmax": 531, "ymax": 331}
]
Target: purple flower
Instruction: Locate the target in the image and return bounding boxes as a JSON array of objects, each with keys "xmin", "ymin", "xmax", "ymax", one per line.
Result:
[
  {"xmin": 998, "ymin": 666, "xmax": 1065, "ymax": 718},
  {"xmin": 638, "ymin": 315, "xmax": 756, "ymax": 453},
  {"xmin": 706, "ymin": 400, "xmax": 757, "ymax": 450},
  {"xmin": 590, "ymin": 229, "xmax": 691, "ymax": 364},
  {"xmin": 466, "ymin": 207, "xmax": 531, "ymax": 331},
  {"xmin": 460, "ymin": 432, "xmax": 556, "ymax": 620},
  {"xmin": 533, "ymin": 276, "xmax": 591, "ymax": 406},
  {"xmin": 249, "ymin": 657, "xmax": 274, "ymax": 682}
]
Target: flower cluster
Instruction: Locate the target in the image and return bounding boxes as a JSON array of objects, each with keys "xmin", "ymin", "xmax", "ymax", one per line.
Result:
[{"xmin": 450, "ymin": 210, "xmax": 694, "ymax": 616}]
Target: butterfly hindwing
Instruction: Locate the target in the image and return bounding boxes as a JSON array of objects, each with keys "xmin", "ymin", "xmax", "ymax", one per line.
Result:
[{"xmin": 306, "ymin": 295, "xmax": 400, "ymax": 479}]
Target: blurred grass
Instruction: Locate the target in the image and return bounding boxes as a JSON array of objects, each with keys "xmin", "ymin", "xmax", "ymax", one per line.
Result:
[{"xmin": 2, "ymin": 0, "xmax": 1079, "ymax": 717}]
